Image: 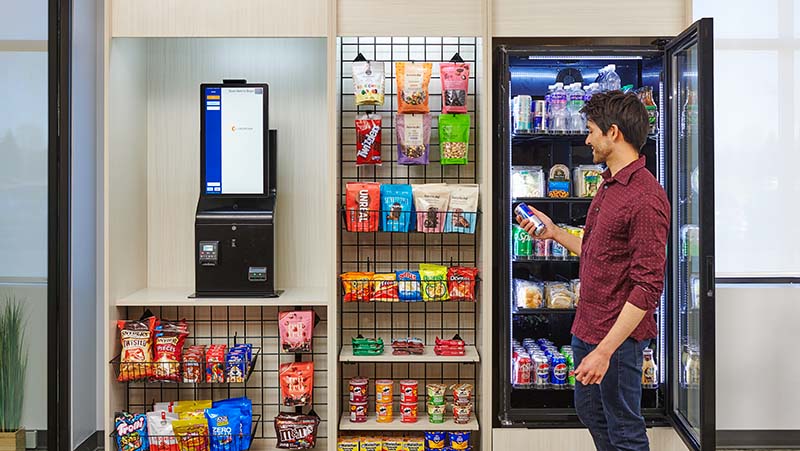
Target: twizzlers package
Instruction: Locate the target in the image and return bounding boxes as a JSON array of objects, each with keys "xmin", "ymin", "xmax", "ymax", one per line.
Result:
[
  {"xmin": 345, "ymin": 182, "xmax": 380, "ymax": 232},
  {"xmin": 355, "ymin": 113, "xmax": 382, "ymax": 166},
  {"xmin": 279, "ymin": 310, "xmax": 314, "ymax": 353}
]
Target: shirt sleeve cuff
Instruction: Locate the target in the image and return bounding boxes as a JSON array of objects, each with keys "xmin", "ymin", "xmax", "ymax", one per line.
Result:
[{"xmin": 628, "ymin": 285, "xmax": 658, "ymax": 311}]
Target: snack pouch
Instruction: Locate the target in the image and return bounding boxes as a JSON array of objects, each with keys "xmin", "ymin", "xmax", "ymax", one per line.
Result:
[
  {"xmin": 419, "ymin": 263, "xmax": 449, "ymax": 301},
  {"xmin": 439, "ymin": 114, "xmax": 471, "ymax": 165},
  {"xmin": 412, "ymin": 184, "xmax": 450, "ymax": 233},
  {"xmin": 213, "ymin": 397, "xmax": 253, "ymax": 450},
  {"xmin": 115, "ymin": 411, "xmax": 149, "ymax": 451},
  {"xmin": 396, "ymin": 62, "xmax": 432, "ymax": 114},
  {"xmin": 206, "ymin": 408, "xmax": 241, "ymax": 451},
  {"xmin": 396, "ymin": 270, "xmax": 423, "ymax": 302},
  {"xmin": 345, "ymin": 182, "xmax": 381, "ymax": 232},
  {"xmin": 280, "ymin": 361, "xmax": 314, "ymax": 407},
  {"xmin": 440, "ymin": 62, "xmax": 470, "ymax": 114},
  {"xmin": 274, "ymin": 412, "xmax": 320, "ymax": 449},
  {"xmin": 352, "ymin": 60, "xmax": 385, "ymax": 106},
  {"xmin": 444, "ymin": 184, "xmax": 479, "ymax": 234},
  {"xmin": 514, "ymin": 278, "xmax": 544, "ymax": 309},
  {"xmin": 147, "ymin": 411, "xmax": 179, "ymax": 451},
  {"xmin": 447, "ymin": 266, "xmax": 479, "ymax": 301},
  {"xmin": 172, "ymin": 417, "xmax": 208, "ymax": 451},
  {"xmin": 152, "ymin": 320, "xmax": 188, "ymax": 382},
  {"xmin": 380, "ymin": 184, "xmax": 413, "ymax": 232},
  {"xmin": 279, "ymin": 310, "xmax": 314, "ymax": 353},
  {"xmin": 371, "ymin": 273, "xmax": 399, "ymax": 302},
  {"xmin": 355, "ymin": 114, "xmax": 382, "ymax": 166},
  {"xmin": 117, "ymin": 316, "xmax": 158, "ymax": 382},
  {"xmin": 341, "ymin": 272, "xmax": 374, "ymax": 302},
  {"xmin": 396, "ymin": 114, "xmax": 431, "ymax": 165}
]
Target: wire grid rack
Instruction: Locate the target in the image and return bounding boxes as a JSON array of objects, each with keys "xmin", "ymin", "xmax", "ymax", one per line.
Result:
[
  {"xmin": 117, "ymin": 305, "xmax": 329, "ymax": 448},
  {"xmin": 338, "ymin": 36, "xmax": 482, "ymax": 439}
]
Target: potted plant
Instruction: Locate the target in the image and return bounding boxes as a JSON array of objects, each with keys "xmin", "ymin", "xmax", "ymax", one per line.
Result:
[{"xmin": 0, "ymin": 296, "xmax": 27, "ymax": 451}]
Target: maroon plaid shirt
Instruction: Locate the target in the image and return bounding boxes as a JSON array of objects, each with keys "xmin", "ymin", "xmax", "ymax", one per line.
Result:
[{"xmin": 571, "ymin": 156, "xmax": 670, "ymax": 344}]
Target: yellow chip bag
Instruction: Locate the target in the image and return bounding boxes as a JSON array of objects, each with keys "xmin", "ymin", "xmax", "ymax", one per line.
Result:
[
  {"xmin": 172, "ymin": 417, "xmax": 208, "ymax": 451},
  {"xmin": 420, "ymin": 263, "xmax": 449, "ymax": 301}
]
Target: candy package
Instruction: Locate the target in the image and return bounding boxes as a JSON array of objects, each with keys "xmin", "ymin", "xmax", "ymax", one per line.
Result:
[
  {"xmin": 341, "ymin": 272, "xmax": 374, "ymax": 302},
  {"xmin": 274, "ymin": 412, "xmax": 320, "ymax": 449},
  {"xmin": 413, "ymin": 184, "xmax": 450, "ymax": 233},
  {"xmin": 213, "ymin": 397, "xmax": 253, "ymax": 450},
  {"xmin": 345, "ymin": 182, "xmax": 381, "ymax": 232},
  {"xmin": 175, "ymin": 400, "xmax": 212, "ymax": 420},
  {"xmin": 434, "ymin": 336, "xmax": 465, "ymax": 356},
  {"xmin": 225, "ymin": 351, "xmax": 247, "ymax": 384},
  {"xmin": 205, "ymin": 344, "xmax": 227, "ymax": 383},
  {"xmin": 545, "ymin": 282, "xmax": 575, "ymax": 309},
  {"xmin": 352, "ymin": 60, "xmax": 385, "ymax": 106},
  {"xmin": 396, "ymin": 62, "xmax": 432, "ymax": 114},
  {"xmin": 279, "ymin": 310, "xmax": 314, "ymax": 353},
  {"xmin": 447, "ymin": 266, "xmax": 479, "ymax": 302},
  {"xmin": 396, "ymin": 114, "xmax": 431, "ymax": 165},
  {"xmin": 115, "ymin": 411, "xmax": 149, "ymax": 451},
  {"xmin": 420, "ymin": 263, "xmax": 449, "ymax": 301},
  {"xmin": 172, "ymin": 417, "xmax": 208, "ymax": 451},
  {"xmin": 355, "ymin": 114, "xmax": 382, "ymax": 166},
  {"xmin": 280, "ymin": 362, "xmax": 314, "ymax": 407},
  {"xmin": 380, "ymin": 184, "xmax": 413, "ymax": 232},
  {"xmin": 444, "ymin": 184, "xmax": 479, "ymax": 234},
  {"xmin": 152, "ymin": 320, "xmax": 188, "ymax": 382},
  {"xmin": 117, "ymin": 316, "xmax": 158, "ymax": 382},
  {"xmin": 206, "ymin": 407, "xmax": 242, "ymax": 451},
  {"xmin": 371, "ymin": 273, "xmax": 399, "ymax": 302},
  {"xmin": 440, "ymin": 62, "xmax": 470, "ymax": 114},
  {"xmin": 351, "ymin": 336, "xmax": 385, "ymax": 356},
  {"xmin": 514, "ymin": 278, "xmax": 544, "ymax": 309},
  {"xmin": 438, "ymin": 114, "xmax": 471, "ymax": 165},
  {"xmin": 147, "ymin": 411, "xmax": 179, "ymax": 451},
  {"xmin": 182, "ymin": 345, "xmax": 205, "ymax": 383},
  {"xmin": 396, "ymin": 270, "xmax": 423, "ymax": 302}
]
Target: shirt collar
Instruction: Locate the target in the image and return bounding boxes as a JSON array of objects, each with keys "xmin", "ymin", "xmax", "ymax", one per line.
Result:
[{"xmin": 601, "ymin": 155, "xmax": 647, "ymax": 186}]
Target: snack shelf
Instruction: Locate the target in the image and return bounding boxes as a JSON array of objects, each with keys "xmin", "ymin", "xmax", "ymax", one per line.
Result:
[
  {"xmin": 512, "ymin": 197, "xmax": 593, "ymax": 203},
  {"xmin": 339, "ymin": 345, "xmax": 480, "ymax": 363},
  {"xmin": 512, "ymin": 256, "xmax": 580, "ymax": 263},
  {"xmin": 110, "ymin": 414, "xmax": 262, "ymax": 451},
  {"xmin": 340, "ymin": 208, "xmax": 481, "ymax": 234},
  {"xmin": 513, "ymin": 308, "xmax": 577, "ymax": 315},
  {"xmin": 110, "ymin": 347, "xmax": 261, "ymax": 385},
  {"xmin": 114, "ymin": 287, "xmax": 329, "ymax": 307},
  {"xmin": 338, "ymin": 413, "xmax": 479, "ymax": 431},
  {"xmin": 512, "ymin": 384, "xmax": 575, "ymax": 390}
]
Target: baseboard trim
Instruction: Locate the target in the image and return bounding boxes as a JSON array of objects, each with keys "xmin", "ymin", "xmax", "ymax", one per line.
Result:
[
  {"xmin": 717, "ymin": 429, "xmax": 800, "ymax": 448},
  {"xmin": 74, "ymin": 431, "xmax": 103, "ymax": 451}
]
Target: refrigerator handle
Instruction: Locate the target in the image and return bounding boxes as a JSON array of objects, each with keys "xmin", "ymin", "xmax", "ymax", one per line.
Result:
[{"xmin": 705, "ymin": 256, "xmax": 714, "ymax": 297}]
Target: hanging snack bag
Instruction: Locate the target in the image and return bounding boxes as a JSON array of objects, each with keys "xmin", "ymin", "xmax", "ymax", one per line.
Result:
[
  {"xmin": 447, "ymin": 266, "xmax": 479, "ymax": 302},
  {"xmin": 380, "ymin": 184, "xmax": 413, "ymax": 232},
  {"xmin": 152, "ymin": 320, "xmax": 188, "ymax": 383},
  {"xmin": 439, "ymin": 114, "xmax": 471, "ymax": 165},
  {"xmin": 117, "ymin": 316, "xmax": 158, "ymax": 382},
  {"xmin": 371, "ymin": 273, "xmax": 400, "ymax": 302},
  {"xmin": 444, "ymin": 184, "xmax": 479, "ymax": 234},
  {"xmin": 205, "ymin": 344, "xmax": 227, "ymax": 383},
  {"xmin": 396, "ymin": 114, "xmax": 432, "ymax": 165},
  {"xmin": 355, "ymin": 114, "xmax": 382, "ymax": 166},
  {"xmin": 274, "ymin": 412, "xmax": 320, "ymax": 449},
  {"xmin": 396, "ymin": 270, "xmax": 423, "ymax": 302},
  {"xmin": 440, "ymin": 62, "xmax": 470, "ymax": 114},
  {"xmin": 213, "ymin": 397, "xmax": 253, "ymax": 450},
  {"xmin": 280, "ymin": 362, "xmax": 314, "ymax": 407},
  {"xmin": 206, "ymin": 407, "xmax": 242, "ymax": 451},
  {"xmin": 279, "ymin": 310, "xmax": 314, "ymax": 353},
  {"xmin": 396, "ymin": 62, "xmax": 432, "ymax": 114},
  {"xmin": 352, "ymin": 60, "xmax": 385, "ymax": 106},
  {"xmin": 419, "ymin": 263, "xmax": 450, "ymax": 302},
  {"xmin": 413, "ymin": 184, "xmax": 450, "ymax": 233},
  {"xmin": 341, "ymin": 272, "xmax": 374, "ymax": 302},
  {"xmin": 147, "ymin": 411, "xmax": 179, "ymax": 451},
  {"xmin": 172, "ymin": 417, "xmax": 208, "ymax": 451},
  {"xmin": 115, "ymin": 411, "xmax": 149, "ymax": 451},
  {"xmin": 345, "ymin": 182, "xmax": 381, "ymax": 232}
]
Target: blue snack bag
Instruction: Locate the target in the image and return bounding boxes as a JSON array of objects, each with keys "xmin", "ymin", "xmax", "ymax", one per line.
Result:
[
  {"xmin": 206, "ymin": 408, "xmax": 242, "ymax": 451},
  {"xmin": 396, "ymin": 270, "xmax": 422, "ymax": 302},
  {"xmin": 381, "ymin": 184, "xmax": 413, "ymax": 232},
  {"xmin": 213, "ymin": 397, "xmax": 253, "ymax": 450},
  {"xmin": 114, "ymin": 411, "xmax": 149, "ymax": 451}
]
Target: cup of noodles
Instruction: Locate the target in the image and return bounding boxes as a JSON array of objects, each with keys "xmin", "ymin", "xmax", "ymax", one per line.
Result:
[
  {"xmin": 400, "ymin": 402, "xmax": 418, "ymax": 423},
  {"xmin": 426, "ymin": 383, "xmax": 447, "ymax": 405},
  {"xmin": 349, "ymin": 401, "xmax": 367, "ymax": 423},
  {"xmin": 399, "ymin": 380, "xmax": 419, "ymax": 403},
  {"xmin": 450, "ymin": 383, "xmax": 473, "ymax": 405},
  {"xmin": 427, "ymin": 403, "xmax": 446, "ymax": 424},
  {"xmin": 349, "ymin": 377, "xmax": 368, "ymax": 403},
  {"xmin": 376, "ymin": 402, "xmax": 393, "ymax": 423},
  {"xmin": 375, "ymin": 379, "xmax": 393, "ymax": 403},
  {"xmin": 453, "ymin": 403, "xmax": 473, "ymax": 424}
]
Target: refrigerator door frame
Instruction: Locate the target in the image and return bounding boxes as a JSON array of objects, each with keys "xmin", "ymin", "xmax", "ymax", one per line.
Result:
[{"xmin": 664, "ymin": 17, "xmax": 716, "ymax": 451}]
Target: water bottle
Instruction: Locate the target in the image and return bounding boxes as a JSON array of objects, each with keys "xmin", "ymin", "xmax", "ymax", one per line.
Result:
[
  {"xmin": 544, "ymin": 85, "xmax": 554, "ymax": 130},
  {"xmin": 567, "ymin": 83, "xmax": 585, "ymax": 132},
  {"xmin": 595, "ymin": 67, "xmax": 608, "ymax": 91},
  {"xmin": 550, "ymin": 82, "xmax": 568, "ymax": 132},
  {"xmin": 605, "ymin": 64, "xmax": 621, "ymax": 92}
]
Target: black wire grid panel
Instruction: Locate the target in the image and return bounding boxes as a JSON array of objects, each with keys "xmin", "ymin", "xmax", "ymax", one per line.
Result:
[
  {"xmin": 338, "ymin": 36, "xmax": 481, "ymax": 436},
  {"xmin": 118, "ymin": 306, "xmax": 329, "ymax": 446}
]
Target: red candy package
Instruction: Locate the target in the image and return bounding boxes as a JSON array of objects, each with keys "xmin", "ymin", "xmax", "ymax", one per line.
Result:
[
  {"xmin": 279, "ymin": 310, "xmax": 314, "ymax": 353},
  {"xmin": 152, "ymin": 320, "xmax": 189, "ymax": 382},
  {"xmin": 274, "ymin": 411, "xmax": 320, "ymax": 449},
  {"xmin": 355, "ymin": 113, "xmax": 382, "ymax": 166},
  {"xmin": 345, "ymin": 182, "xmax": 380, "ymax": 232},
  {"xmin": 280, "ymin": 362, "xmax": 314, "ymax": 407},
  {"xmin": 205, "ymin": 344, "xmax": 227, "ymax": 383},
  {"xmin": 117, "ymin": 316, "xmax": 158, "ymax": 382},
  {"xmin": 447, "ymin": 267, "xmax": 479, "ymax": 302}
]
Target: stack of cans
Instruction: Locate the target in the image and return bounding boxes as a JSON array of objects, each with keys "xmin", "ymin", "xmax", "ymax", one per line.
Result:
[
  {"xmin": 511, "ymin": 339, "xmax": 575, "ymax": 390},
  {"xmin": 512, "ymin": 95, "xmax": 533, "ymax": 133}
]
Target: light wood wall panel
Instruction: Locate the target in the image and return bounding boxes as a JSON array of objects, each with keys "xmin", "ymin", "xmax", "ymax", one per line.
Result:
[
  {"xmin": 492, "ymin": 0, "xmax": 687, "ymax": 37},
  {"xmin": 493, "ymin": 427, "xmax": 691, "ymax": 451},
  {"xmin": 337, "ymin": 0, "xmax": 482, "ymax": 36},
  {"xmin": 111, "ymin": 0, "xmax": 329, "ymax": 37}
]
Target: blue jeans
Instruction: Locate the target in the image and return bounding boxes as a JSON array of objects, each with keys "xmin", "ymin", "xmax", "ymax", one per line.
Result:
[{"xmin": 572, "ymin": 335, "xmax": 650, "ymax": 451}]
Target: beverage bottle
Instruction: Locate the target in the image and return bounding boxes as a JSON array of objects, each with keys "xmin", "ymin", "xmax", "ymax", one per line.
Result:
[
  {"xmin": 605, "ymin": 64, "xmax": 621, "ymax": 91},
  {"xmin": 595, "ymin": 66, "xmax": 608, "ymax": 91},
  {"xmin": 550, "ymin": 82, "xmax": 568, "ymax": 132},
  {"xmin": 567, "ymin": 83, "xmax": 585, "ymax": 132},
  {"xmin": 641, "ymin": 348, "xmax": 658, "ymax": 388},
  {"xmin": 544, "ymin": 85, "xmax": 554, "ymax": 131},
  {"xmin": 640, "ymin": 86, "xmax": 658, "ymax": 135}
]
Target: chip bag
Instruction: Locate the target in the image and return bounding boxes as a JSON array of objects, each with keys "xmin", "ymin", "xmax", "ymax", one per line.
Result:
[
  {"xmin": 371, "ymin": 273, "xmax": 399, "ymax": 302},
  {"xmin": 396, "ymin": 270, "xmax": 422, "ymax": 302},
  {"xmin": 206, "ymin": 407, "xmax": 241, "ymax": 451},
  {"xmin": 115, "ymin": 411, "xmax": 149, "ymax": 451},
  {"xmin": 172, "ymin": 417, "xmax": 208, "ymax": 451},
  {"xmin": 274, "ymin": 411, "xmax": 320, "ymax": 449},
  {"xmin": 280, "ymin": 362, "xmax": 314, "ymax": 407},
  {"xmin": 279, "ymin": 310, "xmax": 314, "ymax": 353},
  {"xmin": 419, "ymin": 263, "xmax": 449, "ymax": 301},
  {"xmin": 396, "ymin": 113, "xmax": 431, "ymax": 165},
  {"xmin": 440, "ymin": 62, "xmax": 470, "ymax": 114},
  {"xmin": 396, "ymin": 62, "xmax": 432, "ymax": 114},
  {"xmin": 345, "ymin": 182, "xmax": 380, "ymax": 232},
  {"xmin": 213, "ymin": 397, "xmax": 253, "ymax": 450},
  {"xmin": 352, "ymin": 60, "xmax": 385, "ymax": 106},
  {"xmin": 341, "ymin": 272, "xmax": 374, "ymax": 302},
  {"xmin": 147, "ymin": 411, "xmax": 179, "ymax": 451},
  {"xmin": 355, "ymin": 114, "xmax": 382, "ymax": 166},
  {"xmin": 380, "ymin": 184, "xmax": 413, "ymax": 232},
  {"xmin": 117, "ymin": 317, "xmax": 158, "ymax": 382},
  {"xmin": 439, "ymin": 114, "xmax": 471, "ymax": 165},
  {"xmin": 447, "ymin": 266, "xmax": 479, "ymax": 302},
  {"xmin": 152, "ymin": 320, "xmax": 188, "ymax": 382},
  {"xmin": 444, "ymin": 184, "xmax": 479, "ymax": 234}
]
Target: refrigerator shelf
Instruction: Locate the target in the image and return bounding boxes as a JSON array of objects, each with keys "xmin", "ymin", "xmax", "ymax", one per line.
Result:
[
  {"xmin": 512, "ymin": 384, "xmax": 574, "ymax": 390},
  {"xmin": 512, "ymin": 130, "xmax": 658, "ymax": 143},
  {"xmin": 514, "ymin": 308, "xmax": 576, "ymax": 314},
  {"xmin": 512, "ymin": 256, "xmax": 580, "ymax": 263},
  {"xmin": 513, "ymin": 197, "xmax": 594, "ymax": 203}
]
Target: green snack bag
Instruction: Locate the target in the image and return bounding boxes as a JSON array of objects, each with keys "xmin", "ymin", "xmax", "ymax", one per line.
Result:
[
  {"xmin": 438, "ymin": 114, "xmax": 471, "ymax": 165},
  {"xmin": 419, "ymin": 263, "xmax": 449, "ymax": 301}
]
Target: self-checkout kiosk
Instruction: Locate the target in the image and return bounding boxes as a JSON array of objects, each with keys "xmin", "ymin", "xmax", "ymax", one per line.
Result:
[{"xmin": 193, "ymin": 80, "xmax": 280, "ymax": 297}]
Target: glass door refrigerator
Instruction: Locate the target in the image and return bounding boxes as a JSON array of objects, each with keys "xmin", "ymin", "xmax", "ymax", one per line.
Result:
[{"xmin": 491, "ymin": 19, "xmax": 716, "ymax": 451}]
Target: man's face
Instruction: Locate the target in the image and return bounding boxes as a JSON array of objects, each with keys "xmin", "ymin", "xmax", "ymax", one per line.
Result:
[{"xmin": 585, "ymin": 120, "xmax": 613, "ymax": 164}]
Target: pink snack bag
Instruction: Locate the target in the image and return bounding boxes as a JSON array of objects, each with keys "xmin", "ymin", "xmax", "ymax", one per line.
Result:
[
  {"xmin": 279, "ymin": 311, "xmax": 314, "ymax": 353},
  {"xmin": 440, "ymin": 62, "xmax": 470, "ymax": 114}
]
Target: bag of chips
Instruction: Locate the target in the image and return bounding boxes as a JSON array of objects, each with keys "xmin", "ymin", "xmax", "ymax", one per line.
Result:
[
  {"xmin": 117, "ymin": 316, "xmax": 158, "ymax": 382},
  {"xmin": 396, "ymin": 114, "xmax": 431, "ymax": 165},
  {"xmin": 115, "ymin": 411, "xmax": 149, "ymax": 451},
  {"xmin": 152, "ymin": 320, "xmax": 188, "ymax": 382},
  {"xmin": 396, "ymin": 270, "xmax": 423, "ymax": 302},
  {"xmin": 147, "ymin": 411, "xmax": 179, "ymax": 451},
  {"xmin": 279, "ymin": 310, "xmax": 314, "ymax": 353},
  {"xmin": 380, "ymin": 184, "xmax": 413, "ymax": 232},
  {"xmin": 413, "ymin": 184, "xmax": 450, "ymax": 233},
  {"xmin": 341, "ymin": 272, "xmax": 374, "ymax": 302},
  {"xmin": 447, "ymin": 266, "xmax": 479, "ymax": 301},
  {"xmin": 355, "ymin": 114, "xmax": 382, "ymax": 166},
  {"xmin": 440, "ymin": 62, "xmax": 470, "ymax": 114},
  {"xmin": 371, "ymin": 273, "xmax": 399, "ymax": 302},
  {"xmin": 206, "ymin": 407, "xmax": 241, "ymax": 451},
  {"xmin": 352, "ymin": 60, "xmax": 385, "ymax": 106},
  {"xmin": 419, "ymin": 263, "xmax": 450, "ymax": 302},
  {"xmin": 274, "ymin": 411, "xmax": 320, "ymax": 449},
  {"xmin": 439, "ymin": 114, "xmax": 471, "ymax": 165},
  {"xmin": 280, "ymin": 362, "xmax": 314, "ymax": 407},
  {"xmin": 396, "ymin": 62, "xmax": 432, "ymax": 114},
  {"xmin": 172, "ymin": 417, "xmax": 208, "ymax": 451},
  {"xmin": 213, "ymin": 397, "xmax": 253, "ymax": 451},
  {"xmin": 345, "ymin": 182, "xmax": 381, "ymax": 232},
  {"xmin": 444, "ymin": 184, "xmax": 479, "ymax": 234}
]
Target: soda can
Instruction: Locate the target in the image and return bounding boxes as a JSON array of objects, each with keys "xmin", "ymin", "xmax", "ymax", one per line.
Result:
[
  {"xmin": 551, "ymin": 239, "xmax": 568, "ymax": 258},
  {"xmin": 533, "ymin": 100, "xmax": 547, "ymax": 131},
  {"xmin": 551, "ymin": 355, "xmax": 568, "ymax": 388},
  {"xmin": 533, "ymin": 239, "xmax": 548, "ymax": 257},
  {"xmin": 512, "ymin": 95, "xmax": 533, "ymax": 132},
  {"xmin": 513, "ymin": 225, "xmax": 533, "ymax": 257},
  {"xmin": 514, "ymin": 203, "xmax": 546, "ymax": 236},
  {"xmin": 533, "ymin": 355, "xmax": 550, "ymax": 387},
  {"xmin": 514, "ymin": 354, "xmax": 532, "ymax": 386}
]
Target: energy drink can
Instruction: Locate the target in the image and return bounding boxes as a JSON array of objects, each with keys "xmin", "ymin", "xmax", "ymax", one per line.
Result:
[
  {"xmin": 533, "ymin": 100, "xmax": 546, "ymax": 131},
  {"xmin": 514, "ymin": 203, "xmax": 546, "ymax": 236}
]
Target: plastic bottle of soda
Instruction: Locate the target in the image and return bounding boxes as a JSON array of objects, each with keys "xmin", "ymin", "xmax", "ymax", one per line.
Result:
[{"xmin": 639, "ymin": 86, "xmax": 658, "ymax": 135}]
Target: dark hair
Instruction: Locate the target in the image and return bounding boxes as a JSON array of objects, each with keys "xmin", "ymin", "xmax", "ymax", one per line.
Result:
[{"xmin": 580, "ymin": 91, "xmax": 649, "ymax": 150}]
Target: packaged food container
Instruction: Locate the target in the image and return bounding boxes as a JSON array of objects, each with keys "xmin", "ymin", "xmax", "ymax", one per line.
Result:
[
  {"xmin": 511, "ymin": 166, "xmax": 545, "ymax": 198},
  {"xmin": 349, "ymin": 401, "xmax": 367, "ymax": 423},
  {"xmin": 400, "ymin": 402, "xmax": 418, "ymax": 423},
  {"xmin": 399, "ymin": 380, "xmax": 419, "ymax": 403},
  {"xmin": 376, "ymin": 402, "xmax": 393, "ymax": 423},
  {"xmin": 349, "ymin": 377, "xmax": 368, "ymax": 403},
  {"xmin": 375, "ymin": 379, "xmax": 393, "ymax": 403}
]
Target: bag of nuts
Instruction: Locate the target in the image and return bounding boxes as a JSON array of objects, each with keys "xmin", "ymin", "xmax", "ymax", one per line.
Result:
[{"xmin": 438, "ymin": 114, "xmax": 471, "ymax": 165}]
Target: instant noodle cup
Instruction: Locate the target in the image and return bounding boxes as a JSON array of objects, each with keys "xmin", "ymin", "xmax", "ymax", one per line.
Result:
[
  {"xmin": 400, "ymin": 402, "xmax": 418, "ymax": 423},
  {"xmin": 349, "ymin": 377, "xmax": 368, "ymax": 403},
  {"xmin": 427, "ymin": 403, "xmax": 446, "ymax": 424},
  {"xmin": 399, "ymin": 379, "xmax": 418, "ymax": 403},
  {"xmin": 375, "ymin": 402, "xmax": 393, "ymax": 423},
  {"xmin": 375, "ymin": 379, "xmax": 393, "ymax": 403},
  {"xmin": 448, "ymin": 431, "xmax": 471, "ymax": 450},
  {"xmin": 427, "ymin": 383, "xmax": 447, "ymax": 405},
  {"xmin": 451, "ymin": 383, "xmax": 474, "ymax": 405},
  {"xmin": 424, "ymin": 431, "xmax": 446, "ymax": 449},
  {"xmin": 452, "ymin": 403, "xmax": 473, "ymax": 425},
  {"xmin": 349, "ymin": 402, "xmax": 367, "ymax": 423}
]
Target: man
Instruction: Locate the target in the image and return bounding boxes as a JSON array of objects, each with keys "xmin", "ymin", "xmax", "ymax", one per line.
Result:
[{"xmin": 517, "ymin": 91, "xmax": 670, "ymax": 451}]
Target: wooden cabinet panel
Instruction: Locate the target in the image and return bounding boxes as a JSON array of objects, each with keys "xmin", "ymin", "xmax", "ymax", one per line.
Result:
[{"xmin": 338, "ymin": 0, "xmax": 483, "ymax": 36}]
